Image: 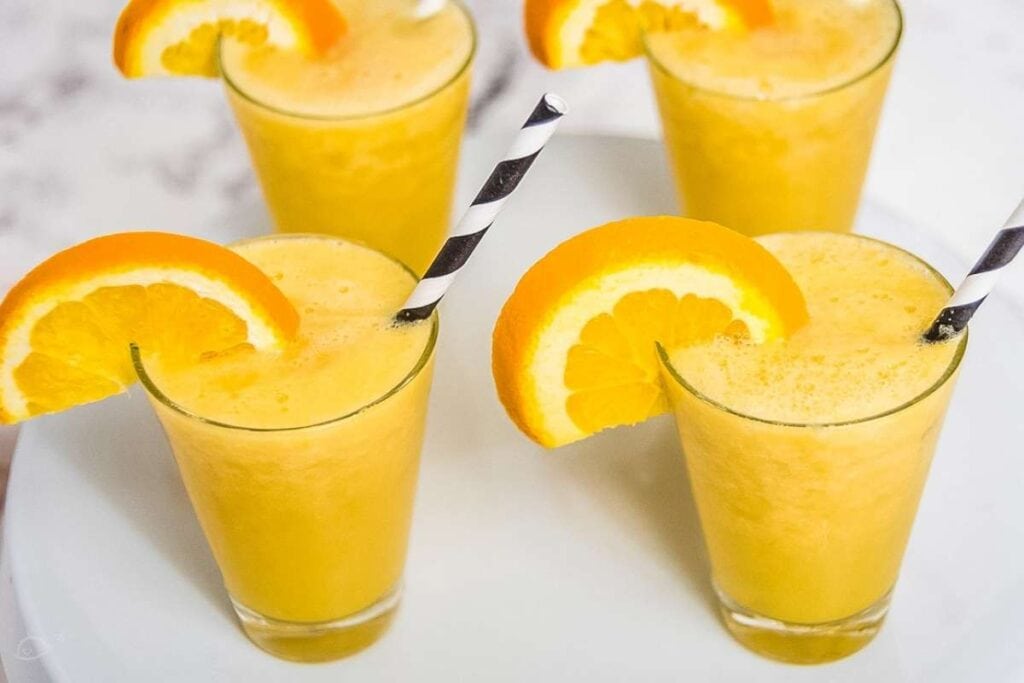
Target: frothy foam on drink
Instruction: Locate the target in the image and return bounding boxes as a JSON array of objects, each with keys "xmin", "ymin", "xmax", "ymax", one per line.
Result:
[
  {"xmin": 668, "ymin": 232, "xmax": 961, "ymax": 424},
  {"xmin": 645, "ymin": 0, "xmax": 900, "ymax": 99},
  {"xmin": 220, "ymin": 0, "xmax": 474, "ymax": 117},
  {"xmin": 147, "ymin": 236, "xmax": 432, "ymax": 429}
]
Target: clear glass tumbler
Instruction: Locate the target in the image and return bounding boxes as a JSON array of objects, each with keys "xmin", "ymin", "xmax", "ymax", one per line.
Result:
[
  {"xmin": 219, "ymin": 3, "xmax": 476, "ymax": 274},
  {"xmin": 657, "ymin": 246, "xmax": 966, "ymax": 664},
  {"xmin": 645, "ymin": 0, "xmax": 902, "ymax": 235},
  {"xmin": 133, "ymin": 315, "xmax": 438, "ymax": 662}
]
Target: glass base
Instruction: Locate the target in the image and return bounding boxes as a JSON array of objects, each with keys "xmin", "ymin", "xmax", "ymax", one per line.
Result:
[
  {"xmin": 231, "ymin": 584, "xmax": 402, "ymax": 663},
  {"xmin": 715, "ymin": 584, "xmax": 891, "ymax": 665}
]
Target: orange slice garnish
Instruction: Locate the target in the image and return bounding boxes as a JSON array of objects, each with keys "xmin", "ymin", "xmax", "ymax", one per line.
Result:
[
  {"xmin": 491, "ymin": 216, "xmax": 807, "ymax": 447},
  {"xmin": 113, "ymin": 0, "xmax": 347, "ymax": 78},
  {"xmin": 525, "ymin": 0, "xmax": 773, "ymax": 69},
  {"xmin": 0, "ymin": 232, "xmax": 299, "ymax": 424}
]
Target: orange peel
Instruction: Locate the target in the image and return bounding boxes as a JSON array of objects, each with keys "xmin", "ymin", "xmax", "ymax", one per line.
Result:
[
  {"xmin": 0, "ymin": 232, "xmax": 298, "ymax": 423},
  {"xmin": 113, "ymin": 0, "xmax": 347, "ymax": 78},
  {"xmin": 525, "ymin": 0, "xmax": 773, "ymax": 69},
  {"xmin": 492, "ymin": 216, "xmax": 806, "ymax": 447}
]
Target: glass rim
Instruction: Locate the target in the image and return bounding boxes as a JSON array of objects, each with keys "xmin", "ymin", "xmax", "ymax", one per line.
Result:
[
  {"xmin": 217, "ymin": 0, "xmax": 477, "ymax": 122},
  {"xmin": 642, "ymin": 0, "xmax": 903, "ymax": 104},
  {"xmin": 656, "ymin": 231, "xmax": 968, "ymax": 429},
  {"xmin": 132, "ymin": 233, "xmax": 439, "ymax": 433}
]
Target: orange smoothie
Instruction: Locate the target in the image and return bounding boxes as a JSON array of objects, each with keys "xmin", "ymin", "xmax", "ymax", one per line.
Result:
[
  {"xmin": 137, "ymin": 234, "xmax": 436, "ymax": 661},
  {"xmin": 646, "ymin": 0, "xmax": 901, "ymax": 234},
  {"xmin": 661, "ymin": 232, "xmax": 965, "ymax": 662},
  {"xmin": 220, "ymin": 0, "xmax": 475, "ymax": 273}
]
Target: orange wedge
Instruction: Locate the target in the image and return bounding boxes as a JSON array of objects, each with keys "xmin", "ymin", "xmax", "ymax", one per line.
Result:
[
  {"xmin": 492, "ymin": 217, "xmax": 807, "ymax": 447},
  {"xmin": 113, "ymin": 0, "xmax": 347, "ymax": 78},
  {"xmin": 0, "ymin": 232, "xmax": 299, "ymax": 424},
  {"xmin": 525, "ymin": 0, "xmax": 773, "ymax": 69}
]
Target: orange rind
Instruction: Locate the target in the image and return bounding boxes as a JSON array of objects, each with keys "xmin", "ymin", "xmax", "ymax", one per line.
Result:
[
  {"xmin": 492, "ymin": 216, "xmax": 806, "ymax": 447},
  {"xmin": 113, "ymin": 0, "xmax": 347, "ymax": 77},
  {"xmin": 0, "ymin": 232, "xmax": 298, "ymax": 424},
  {"xmin": 525, "ymin": 0, "xmax": 773, "ymax": 69}
]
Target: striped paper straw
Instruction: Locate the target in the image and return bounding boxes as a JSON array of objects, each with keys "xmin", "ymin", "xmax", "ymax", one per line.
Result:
[
  {"xmin": 923, "ymin": 197, "xmax": 1024, "ymax": 342},
  {"xmin": 395, "ymin": 93, "xmax": 568, "ymax": 324}
]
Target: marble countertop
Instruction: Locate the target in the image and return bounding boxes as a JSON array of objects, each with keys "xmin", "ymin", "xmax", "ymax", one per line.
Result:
[
  {"xmin": 0, "ymin": 3, "xmax": 1022, "ymax": 675},
  {"xmin": 3, "ymin": 0, "xmax": 1024, "ymax": 484},
  {"xmin": 3, "ymin": 0, "xmax": 1023, "ymax": 287}
]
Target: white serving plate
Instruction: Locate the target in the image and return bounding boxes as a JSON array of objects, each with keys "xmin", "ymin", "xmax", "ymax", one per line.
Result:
[{"xmin": 2, "ymin": 134, "xmax": 1023, "ymax": 682}]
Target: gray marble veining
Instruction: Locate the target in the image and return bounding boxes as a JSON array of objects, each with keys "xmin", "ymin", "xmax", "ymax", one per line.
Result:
[{"xmin": 1, "ymin": 1, "xmax": 1024, "ymax": 546}]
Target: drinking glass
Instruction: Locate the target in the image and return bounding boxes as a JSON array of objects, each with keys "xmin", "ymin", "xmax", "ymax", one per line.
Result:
[
  {"xmin": 134, "ymin": 312, "xmax": 438, "ymax": 662},
  {"xmin": 657, "ymin": 243, "xmax": 966, "ymax": 663},
  {"xmin": 645, "ymin": 0, "xmax": 902, "ymax": 235},
  {"xmin": 220, "ymin": 3, "xmax": 476, "ymax": 274}
]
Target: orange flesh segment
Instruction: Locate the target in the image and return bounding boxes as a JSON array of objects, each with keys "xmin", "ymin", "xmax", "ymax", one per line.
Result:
[
  {"xmin": 524, "ymin": 0, "xmax": 774, "ymax": 69},
  {"xmin": 564, "ymin": 290, "xmax": 749, "ymax": 432},
  {"xmin": 491, "ymin": 216, "xmax": 807, "ymax": 448},
  {"xmin": 113, "ymin": 0, "xmax": 347, "ymax": 77},
  {"xmin": 0, "ymin": 232, "xmax": 297, "ymax": 424}
]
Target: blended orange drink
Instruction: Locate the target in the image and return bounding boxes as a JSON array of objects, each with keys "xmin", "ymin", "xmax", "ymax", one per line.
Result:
[
  {"xmin": 646, "ymin": 0, "xmax": 902, "ymax": 234},
  {"xmin": 135, "ymin": 235, "xmax": 437, "ymax": 662},
  {"xmin": 0, "ymin": 229, "xmax": 436, "ymax": 660},
  {"xmin": 661, "ymin": 232, "xmax": 965, "ymax": 663},
  {"xmin": 113, "ymin": 0, "xmax": 474, "ymax": 272},
  {"xmin": 220, "ymin": 0, "xmax": 475, "ymax": 273},
  {"xmin": 493, "ymin": 220, "xmax": 967, "ymax": 665}
]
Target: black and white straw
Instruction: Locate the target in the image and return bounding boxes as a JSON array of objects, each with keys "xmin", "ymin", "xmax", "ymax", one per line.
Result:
[
  {"xmin": 923, "ymin": 197, "xmax": 1024, "ymax": 342},
  {"xmin": 395, "ymin": 93, "xmax": 567, "ymax": 324}
]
